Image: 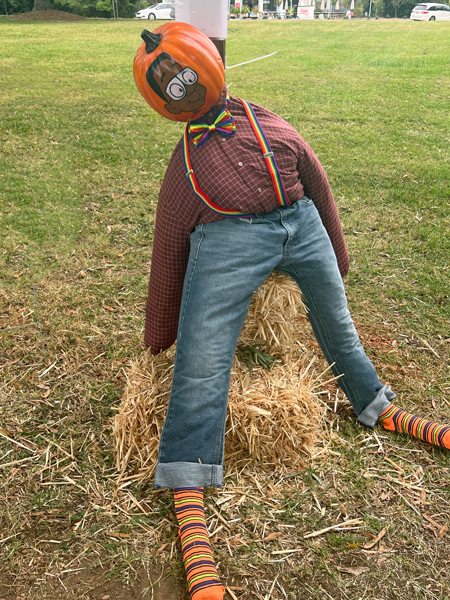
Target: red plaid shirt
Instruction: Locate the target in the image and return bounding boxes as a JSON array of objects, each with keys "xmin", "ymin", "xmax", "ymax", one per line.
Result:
[{"xmin": 144, "ymin": 87, "xmax": 349, "ymax": 353}]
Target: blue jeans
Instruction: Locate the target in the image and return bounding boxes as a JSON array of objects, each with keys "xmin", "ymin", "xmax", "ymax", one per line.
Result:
[{"xmin": 153, "ymin": 199, "xmax": 395, "ymax": 489}]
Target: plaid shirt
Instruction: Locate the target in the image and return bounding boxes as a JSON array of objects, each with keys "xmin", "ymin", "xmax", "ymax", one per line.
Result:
[{"xmin": 144, "ymin": 86, "xmax": 349, "ymax": 353}]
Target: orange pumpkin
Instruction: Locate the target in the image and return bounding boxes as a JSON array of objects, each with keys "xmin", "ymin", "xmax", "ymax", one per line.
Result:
[{"xmin": 133, "ymin": 22, "xmax": 224, "ymax": 123}]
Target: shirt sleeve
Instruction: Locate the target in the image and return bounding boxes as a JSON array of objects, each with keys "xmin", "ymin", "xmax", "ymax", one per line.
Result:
[
  {"xmin": 297, "ymin": 142, "xmax": 349, "ymax": 277},
  {"xmin": 144, "ymin": 147, "xmax": 199, "ymax": 353}
]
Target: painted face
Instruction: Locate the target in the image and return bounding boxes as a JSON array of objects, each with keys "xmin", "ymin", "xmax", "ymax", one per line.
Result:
[{"xmin": 153, "ymin": 57, "xmax": 207, "ymax": 116}]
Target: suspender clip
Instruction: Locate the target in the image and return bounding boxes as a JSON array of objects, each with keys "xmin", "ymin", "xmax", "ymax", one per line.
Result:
[
  {"xmin": 263, "ymin": 151, "xmax": 274, "ymax": 158},
  {"xmin": 186, "ymin": 169, "xmax": 193, "ymax": 176}
]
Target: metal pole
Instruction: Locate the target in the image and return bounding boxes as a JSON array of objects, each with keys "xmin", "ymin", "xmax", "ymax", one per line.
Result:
[
  {"xmin": 368, "ymin": 0, "xmax": 372, "ymax": 16},
  {"xmin": 3, "ymin": 0, "xmax": 8, "ymax": 16}
]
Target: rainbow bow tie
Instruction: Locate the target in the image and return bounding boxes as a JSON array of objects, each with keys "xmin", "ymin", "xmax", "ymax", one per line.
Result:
[{"xmin": 188, "ymin": 108, "xmax": 236, "ymax": 148}]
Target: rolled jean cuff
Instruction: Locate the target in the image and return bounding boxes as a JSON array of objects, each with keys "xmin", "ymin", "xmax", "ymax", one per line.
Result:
[
  {"xmin": 357, "ymin": 385, "xmax": 397, "ymax": 428},
  {"xmin": 153, "ymin": 462, "xmax": 223, "ymax": 490}
]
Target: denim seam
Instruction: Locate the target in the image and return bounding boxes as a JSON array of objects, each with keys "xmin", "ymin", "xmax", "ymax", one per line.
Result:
[
  {"xmin": 211, "ymin": 289, "xmax": 258, "ymax": 465},
  {"xmin": 214, "ymin": 395, "xmax": 229, "ymax": 465},
  {"xmin": 176, "ymin": 225, "xmax": 205, "ymax": 347},
  {"xmin": 158, "ymin": 225, "xmax": 205, "ymax": 463},
  {"xmin": 279, "ymin": 209, "xmax": 292, "ymax": 257},
  {"xmin": 282, "ymin": 264, "xmax": 365, "ymax": 414}
]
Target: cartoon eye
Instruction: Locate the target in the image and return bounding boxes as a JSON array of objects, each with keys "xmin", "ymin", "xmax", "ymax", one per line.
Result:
[
  {"xmin": 167, "ymin": 81, "xmax": 186, "ymax": 100},
  {"xmin": 179, "ymin": 68, "xmax": 198, "ymax": 85}
]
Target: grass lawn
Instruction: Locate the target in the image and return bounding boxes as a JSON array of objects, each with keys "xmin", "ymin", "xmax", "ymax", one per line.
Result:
[{"xmin": 1, "ymin": 17, "xmax": 450, "ymax": 600}]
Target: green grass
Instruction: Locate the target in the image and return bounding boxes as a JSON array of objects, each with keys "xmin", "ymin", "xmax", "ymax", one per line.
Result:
[
  {"xmin": 1, "ymin": 19, "xmax": 449, "ymax": 329},
  {"xmin": 1, "ymin": 17, "xmax": 450, "ymax": 600}
]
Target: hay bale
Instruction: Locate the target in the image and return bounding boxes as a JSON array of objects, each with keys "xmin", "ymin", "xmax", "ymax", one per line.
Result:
[
  {"xmin": 112, "ymin": 272, "xmax": 325, "ymax": 487},
  {"xmin": 226, "ymin": 355, "xmax": 323, "ymax": 470},
  {"xmin": 239, "ymin": 271, "xmax": 305, "ymax": 355},
  {"xmin": 113, "ymin": 349, "xmax": 175, "ymax": 486}
]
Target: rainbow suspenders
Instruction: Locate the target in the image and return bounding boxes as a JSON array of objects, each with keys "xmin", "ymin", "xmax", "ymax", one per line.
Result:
[{"xmin": 183, "ymin": 98, "xmax": 290, "ymax": 218}]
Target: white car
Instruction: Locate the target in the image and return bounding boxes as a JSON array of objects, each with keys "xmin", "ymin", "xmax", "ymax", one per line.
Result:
[
  {"xmin": 410, "ymin": 3, "xmax": 450, "ymax": 20},
  {"xmin": 135, "ymin": 2, "xmax": 173, "ymax": 19}
]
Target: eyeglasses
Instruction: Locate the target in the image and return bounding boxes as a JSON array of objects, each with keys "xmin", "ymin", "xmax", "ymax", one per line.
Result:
[{"xmin": 165, "ymin": 67, "xmax": 198, "ymax": 101}]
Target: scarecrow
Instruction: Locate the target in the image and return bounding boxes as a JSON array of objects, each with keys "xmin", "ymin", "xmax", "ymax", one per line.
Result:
[{"xmin": 133, "ymin": 19, "xmax": 450, "ymax": 600}]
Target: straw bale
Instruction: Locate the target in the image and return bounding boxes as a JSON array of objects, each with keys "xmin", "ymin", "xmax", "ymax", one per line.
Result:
[
  {"xmin": 112, "ymin": 349, "xmax": 176, "ymax": 486},
  {"xmin": 239, "ymin": 271, "xmax": 305, "ymax": 355},
  {"xmin": 112, "ymin": 272, "xmax": 325, "ymax": 487},
  {"xmin": 226, "ymin": 355, "xmax": 323, "ymax": 470}
]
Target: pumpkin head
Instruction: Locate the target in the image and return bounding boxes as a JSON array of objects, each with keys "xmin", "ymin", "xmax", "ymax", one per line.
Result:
[{"xmin": 133, "ymin": 22, "xmax": 224, "ymax": 123}]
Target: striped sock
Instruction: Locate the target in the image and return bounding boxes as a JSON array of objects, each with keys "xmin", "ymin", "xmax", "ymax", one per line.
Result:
[
  {"xmin": 174, "ymin": 487, "xmax": 225, "ymax": 600},
  {"xmin": 378, "ymin": 404, "xmax": 450, "ymax": 450}
]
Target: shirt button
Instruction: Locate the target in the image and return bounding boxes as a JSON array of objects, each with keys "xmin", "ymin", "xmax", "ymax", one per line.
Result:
[
  {"xmin": 238, "ymin": 162, "xmax": 243, "ymax": 166},
  {"xmin": 221, "ymin": 136, "xmax": 227, "ymax": 141},
  {"xmin": 258, "ymin": 188, "xmax": 262, "ymax": 192},
  {"xmin": 208, "ymin": 112, "xmax": 213, "ymax": 118}
]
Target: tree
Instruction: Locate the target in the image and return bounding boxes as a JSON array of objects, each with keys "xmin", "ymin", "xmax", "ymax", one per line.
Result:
[
  {"xmin": 372, "ymin": 0, "xmax": 384, "ymax": 16},
  {"xmin": 390, "ymin": 0, "xmax": 406, "ymax": 16},
  {"xmin": 2, "ymin": 0, "xmax": 137, "ymax": 17},
  {"xmin": 32, "ymin": 0, "xmax": 53, "ymax": 9},
  {"xmin": 96, "ymin": 0, "xmax": 112, "ymax": 14},
  {"xmin": 353, "ymin": 0, "xmax": 365, "ymax": 16},
  {"xmin": 3, "ymin": 0, "xmax": 32, "ymax": 14}
]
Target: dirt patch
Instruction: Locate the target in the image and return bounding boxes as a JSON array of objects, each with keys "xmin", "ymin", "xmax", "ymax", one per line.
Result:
[
  {"xmin": 7, "ymin": 10, "xmax": 87, "ymax": 21},
  {"xmin": 0, "ymin": 565, "xmax": 185, "ymax": 600}
]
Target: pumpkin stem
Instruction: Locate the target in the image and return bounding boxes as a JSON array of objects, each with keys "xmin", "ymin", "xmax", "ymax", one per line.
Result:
[{"xmin": 141, "ymin": 30, "xmax": 162, "ymax": 54}]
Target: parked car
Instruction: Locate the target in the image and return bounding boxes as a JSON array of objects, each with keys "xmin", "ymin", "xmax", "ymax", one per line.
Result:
[
  {"xmin": 410, "ymin": 3, "xmax": 450, "ymax": 20},
  {"xmin": 135, "ymin": 2, "xmax": 174, "ymax": 19}
]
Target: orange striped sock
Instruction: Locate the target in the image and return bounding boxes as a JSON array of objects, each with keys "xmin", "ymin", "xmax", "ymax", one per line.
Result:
[
  {"xmin": 378, "ymin": 404, "xmax": 450, "ymax": 450},
  {"xmin": 174, "ymin": 487, "xmax": 225, "ymax": 600}
]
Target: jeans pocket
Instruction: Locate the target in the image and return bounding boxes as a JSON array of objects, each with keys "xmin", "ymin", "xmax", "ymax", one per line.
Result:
[{"xmin": 297, "ymin": 196, "xmax": 313, "ymax": 204}]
